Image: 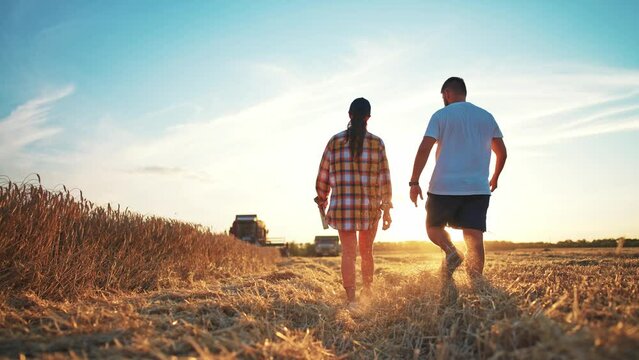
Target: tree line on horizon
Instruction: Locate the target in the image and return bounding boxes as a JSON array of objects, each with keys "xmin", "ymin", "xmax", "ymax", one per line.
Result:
[
  {"xmin": 484, "ymin": 238, "xmax": 637, "ymax": 251},
  {"xmin": 372, "ymin": 238, "xmax": 637, "ymax": 252},
  {"xmin": 287, "ymin": 238, "xmax": 638, "ymax": 256}
]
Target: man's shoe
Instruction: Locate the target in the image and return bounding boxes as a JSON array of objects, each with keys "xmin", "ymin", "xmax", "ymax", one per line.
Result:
[{"xmin": 442, "ymin": 249, "xmax": 464, "ymax": 276}]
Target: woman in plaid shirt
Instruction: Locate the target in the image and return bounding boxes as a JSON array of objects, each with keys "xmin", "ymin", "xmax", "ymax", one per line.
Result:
[{"xmin": 315, "ymin": 98, "xmax": 393, "ymax": 305}]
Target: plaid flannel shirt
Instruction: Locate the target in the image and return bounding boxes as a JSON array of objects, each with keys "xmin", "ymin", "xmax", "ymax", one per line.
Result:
[{"xmin": 316, "ymin": 130, "xmax": 393, "ymax": 231}]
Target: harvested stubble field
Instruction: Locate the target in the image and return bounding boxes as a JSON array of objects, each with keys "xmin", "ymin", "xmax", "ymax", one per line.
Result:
[
  {"xmin": 1, "ymin": 249, "xmax": 638, "ymax": 359},
  {"xmin": 1, "ymin": 181, "xmax": 638, "ymax": 359}
]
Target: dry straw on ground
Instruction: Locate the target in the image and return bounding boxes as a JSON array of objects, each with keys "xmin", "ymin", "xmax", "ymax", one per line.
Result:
[
  {"xmin": 1, "ymin": 177, "xmax": 638, "ymax": 359},
  {"xmin": 1, "ymin": 251, "xmax": 638, "ymax": 359}
]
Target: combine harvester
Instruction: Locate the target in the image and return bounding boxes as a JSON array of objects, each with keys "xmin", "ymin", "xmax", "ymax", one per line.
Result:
[{"xmin": 229, "ymin": 214, "xmax": 287, "ymax": 250}]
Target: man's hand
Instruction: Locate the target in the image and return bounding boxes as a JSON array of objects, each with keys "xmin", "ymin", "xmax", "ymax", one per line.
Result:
[
  {"xmin": 382, "ymin": 210, "xmax": 392, "ymax": 230},
  {"xmin": 490, "ymin": 138, "xmax": 507, "ymax": 193},
  {"xmin": 490, "ymin": 177, "xmax": 498, "ymax": 192},
  {"xmin": 410, "ymin": 185, "xmax": 423, "ymax": 207},
  {"xmin": 410, "ymin": 137, "xmax": 435, "ymax": 206}
]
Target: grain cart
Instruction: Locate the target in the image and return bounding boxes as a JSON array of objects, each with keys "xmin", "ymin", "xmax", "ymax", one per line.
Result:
[{"xmin": 314, "ymin": 235, "xmax": 340, "ymax": 256}]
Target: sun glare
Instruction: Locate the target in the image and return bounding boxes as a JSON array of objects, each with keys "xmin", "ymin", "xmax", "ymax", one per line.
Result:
[{"xmin": 381, "ymin": 201, "xmax": 465, "ymax": 242}]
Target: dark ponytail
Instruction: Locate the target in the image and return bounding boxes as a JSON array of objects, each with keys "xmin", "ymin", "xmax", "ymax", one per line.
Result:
[{"xmin": 346, "ymin": 97, "xmax": 370, "ymax": 158}]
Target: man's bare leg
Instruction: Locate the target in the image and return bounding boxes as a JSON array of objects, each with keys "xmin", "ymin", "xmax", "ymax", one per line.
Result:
[
  {"xmin": 463, "ymin": 228, "xmax": 484, "ymax": 277},
  {"xmin": 427, "ymin": 225, "xmax": 464, "ymax": 275},
  {"xmin": 426, "ymin": 225, "xmax": 456, "ymax": 254}
]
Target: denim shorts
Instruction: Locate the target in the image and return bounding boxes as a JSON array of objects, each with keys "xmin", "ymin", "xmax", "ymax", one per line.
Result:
[{"xmin": 426, "ymin": 192, "xmax": 490, "ymax": 232}]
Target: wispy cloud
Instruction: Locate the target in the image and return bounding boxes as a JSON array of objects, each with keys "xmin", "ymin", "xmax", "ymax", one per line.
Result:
[
  {"xmin": 0, "ymin": 85, "xmax": 74, "ymax": 160},
  {"xmin": 477, "ymin": 68, "xmax": 639, "ymax": 148},
  {"xmin": 139, "ymin": 103, "xmax": 203, "ymax": 125},
  {"xmin": 128, "ymin": 166, "xmax": 214, "ymax": 184},
  {"xmin": 130, "ymin": 166, "xmax": 184, "ymax": 175}
]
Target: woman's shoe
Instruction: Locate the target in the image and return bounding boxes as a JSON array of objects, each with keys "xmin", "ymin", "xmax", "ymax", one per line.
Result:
[
  {"xmin": 345, "ymin": 287, "xmax": 356, "ymax": 303},
  {"xmin": 360, "ymin": 285, "xmax": 372, "ymax": 299}
]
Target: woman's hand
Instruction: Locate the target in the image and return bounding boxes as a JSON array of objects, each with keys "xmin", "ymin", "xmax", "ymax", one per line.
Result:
[
  {"xmin": 382, "ymin": 210, "xmax": 392, "ymax": 230},
  {"xmin": 314, "ymin": 196, "xmax": 327, "ymax": 212}
]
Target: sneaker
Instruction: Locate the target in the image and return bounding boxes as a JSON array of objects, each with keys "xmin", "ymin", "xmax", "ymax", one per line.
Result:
[
  {"xmin": 346, "ymin": 301, "xmax": 359, "ymax": 311},
  {"xmin": 442, "ymin": 249, "xmax": 464, "ymax": 276}
]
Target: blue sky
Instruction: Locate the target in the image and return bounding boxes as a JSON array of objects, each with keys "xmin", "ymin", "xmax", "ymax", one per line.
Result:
[{"xmin": 2, "ymin": 1, "xmax": 639, "ymax": 242}]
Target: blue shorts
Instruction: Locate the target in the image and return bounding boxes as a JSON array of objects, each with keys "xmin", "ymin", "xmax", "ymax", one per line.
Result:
[{"xmin": 426, "ymin": 193, "xmax": 490, "ymax": 232}]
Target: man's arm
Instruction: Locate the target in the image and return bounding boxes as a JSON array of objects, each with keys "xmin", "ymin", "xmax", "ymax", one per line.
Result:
[
  {"xmin": 410, "ymin": 136, "xmax": 436, "ymax": 206},
  {"xmin": 490, "ymin": 137, "xmax": 507, "ymax": 192}
]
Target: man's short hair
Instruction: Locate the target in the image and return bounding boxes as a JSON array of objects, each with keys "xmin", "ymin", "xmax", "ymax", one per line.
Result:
[{"xmin": 441, "ymin": 77, "xmax": 467, "ymax": 96}]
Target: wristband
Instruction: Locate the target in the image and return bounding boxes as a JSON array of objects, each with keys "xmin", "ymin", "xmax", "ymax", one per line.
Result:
[{"xmin": 409, "ymin": 181, "xmax": 419, "ymax": 186}]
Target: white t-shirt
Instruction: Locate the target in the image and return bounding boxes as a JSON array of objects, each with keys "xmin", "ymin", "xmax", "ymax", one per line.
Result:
[{"xmin": 424, "ymin": 101, "xmax": 503, "ymax": 195}]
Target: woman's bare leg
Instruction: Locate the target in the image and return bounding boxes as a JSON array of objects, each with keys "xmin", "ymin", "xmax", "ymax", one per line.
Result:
[
  {"xmin": 358, "ymin": 224, "xmax": 378, "ymax": 289},
  {"xmin": 338, "ymin": 230, "xmax": 357, "ymax": 301}
]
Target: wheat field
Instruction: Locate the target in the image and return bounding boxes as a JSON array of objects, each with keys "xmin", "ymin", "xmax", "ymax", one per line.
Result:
[
  {"xmin": 1, "ymin": 249, "xmax": 638, "ymax": 359},
  {"xmin": 1, "ymin": 180, "xmax": 638, "ymax": 359},
  {"xmin": 0, "ymin": 179, "xmax": 277, "ymax": 299}
]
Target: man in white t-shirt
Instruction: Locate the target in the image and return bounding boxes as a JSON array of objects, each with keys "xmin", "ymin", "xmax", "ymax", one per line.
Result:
[{"xmin": 409, "ymin": 77, "xmax": 507, "ymax": 278}]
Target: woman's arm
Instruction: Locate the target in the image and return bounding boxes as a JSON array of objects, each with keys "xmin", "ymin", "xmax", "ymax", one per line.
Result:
[
  {"xmin": 379, "ymin": 141, "xmax": 392, "ymax": 211},
  {"xmin": 315, "ymin": 139, "xmax": 332, "ymax": 211},
  {"xmin": 379, "ymin": 141, "xmax": 393, "ymax": 229}
]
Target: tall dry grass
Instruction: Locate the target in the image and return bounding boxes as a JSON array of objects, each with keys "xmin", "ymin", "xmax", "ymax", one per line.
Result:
[{"xmin": 0, "ymin": 176, "xmax": 278, "ymax": 300}]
